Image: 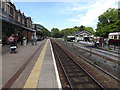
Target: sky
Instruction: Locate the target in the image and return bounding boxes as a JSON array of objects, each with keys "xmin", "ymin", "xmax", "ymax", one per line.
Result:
[{"xmin": 12, "ymin": 0, "xmax": 119, "ymax": 31}]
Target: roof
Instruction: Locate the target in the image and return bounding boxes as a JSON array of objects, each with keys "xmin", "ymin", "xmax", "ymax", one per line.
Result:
[
  {"xmin": 68, "ymin": 30, "xmax": 91, "ymax": 36},
  {"xmin": 109, "ymin": 32, "xmax": 120, "ymax": 35},
  {"xmin": 67, "ymin": 36, "xmax": 75, "ymax": 38}
]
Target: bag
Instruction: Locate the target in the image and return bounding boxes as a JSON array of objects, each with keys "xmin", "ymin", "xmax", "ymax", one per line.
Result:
[{"xmin": 10, "ymin": 46, "xmax": 17, "ymax": 49}]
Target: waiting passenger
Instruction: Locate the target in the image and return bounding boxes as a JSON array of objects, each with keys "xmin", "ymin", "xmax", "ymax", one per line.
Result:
[
  {"xmin": 31, "ymin": 35, "xmax": 35, "ymax": 45},
  {"xmin": 8, "ymin": 34, "xmax": 17, "ymax": 53}
]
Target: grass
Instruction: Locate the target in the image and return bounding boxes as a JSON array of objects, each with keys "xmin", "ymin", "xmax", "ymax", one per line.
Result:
[
  {"xmin": 108, "ymin": 48, "xmax": 112, "ymax": 50},
  {"xmin": 93, "ymin": 61, "xmax": 99, "ymax": 66}
]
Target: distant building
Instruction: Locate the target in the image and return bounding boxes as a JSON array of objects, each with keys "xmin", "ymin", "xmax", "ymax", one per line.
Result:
[
  {"xmin": 32, "ymin": 24, "xmax": 43, "ymax": 40},
  {"xmin": 67, "ymin": 31, "xmax": 94, "ymax": 42}
]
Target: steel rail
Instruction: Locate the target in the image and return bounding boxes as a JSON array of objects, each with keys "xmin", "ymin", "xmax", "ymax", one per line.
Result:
[
  {"xmin": 52, "ymin": 39, "xmax": 105, "ymax": 89},
  {"xmin": 55, "ymin": 49, "xmax": 73, "ymax": 89},
  {"xmin": 81, "ymin": 45, "xmax": 120, "ymax": 59},
  {"xmin": 62, "ymin": 40, "xmax": 120, "ymax": 82},
  {"xmin": 65, "ymin": 41, "xmax": 119, "ymax": 63},
  {"xmin": 74, "ymin": 41, "xmax": 120, "ymax": 55},
  {"xmin": 73, "ymin": 48, "xmax": 120, "ymax": 82},
  {"xmin": 91, "ymin": 48, "xmax": 120, "ymax": 58},
  {"xmin": 74, "ymin": 45, "xmax": 120, "ymax": 64}
]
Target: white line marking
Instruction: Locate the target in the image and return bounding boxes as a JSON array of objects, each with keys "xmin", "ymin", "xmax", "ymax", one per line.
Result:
[{"xmin": 49, "ymin": 39, "xmax": 62, "ymax": 88}]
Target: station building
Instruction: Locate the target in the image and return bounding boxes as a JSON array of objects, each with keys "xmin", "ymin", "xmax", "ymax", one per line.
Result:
[
  {"xmin": 0, "ymin": 0, "xmax": 35, "ymax": 45},
  {"xmin": 67, "ymin": 31, "xmax": 94, "ymax": 42},
  {"xmin": 32, "ymin": 24, "xmax": 44, "ymax": 41}
]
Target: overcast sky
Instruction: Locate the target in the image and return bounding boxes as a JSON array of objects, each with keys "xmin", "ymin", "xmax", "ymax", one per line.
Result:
[{"xmin": 13, "ymin": 0, "xmax": 119, "ymax": 31}]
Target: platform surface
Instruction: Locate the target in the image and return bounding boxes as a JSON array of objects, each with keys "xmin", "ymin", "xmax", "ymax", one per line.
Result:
[
  {"xmin": 23, "ymin": 39, "xmax": 61, "ymax": 88},
  {"xmin": 2, "ymin": 39, "xmax": 61, "ymax": 89},
  {"xmin": 37, "ymin": 39, "xmax": 59, "ymax": 88}
]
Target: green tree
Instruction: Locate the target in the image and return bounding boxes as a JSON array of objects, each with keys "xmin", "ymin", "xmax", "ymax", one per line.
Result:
[
  {"xmin": 37, "ymin": 25, "xmax": 50, "ymax": 38},
  {"xmin": 78, "ymin": 25, "xmax": 86, "ymax": 31},
  {"xmin": 36, "ymin": 24, "xmax": 51, "ymax": 38},
  {"xmin": 96, "ymin": 8, "xmax": 119, "ymax": 37},
  {"xmin": 42, "ymin": 29, "xmax": 51, "ymax": 38},
  {"xmin": 51, "ymin": 28, "xmax": 61, "ymax": 38},
  {"xmin": 85, "ymin": 27, "xmax": 95, "ymax": 34},
  {"xmin": 60, "ymin": 25, "xmax": 94, "ymax": 38}
]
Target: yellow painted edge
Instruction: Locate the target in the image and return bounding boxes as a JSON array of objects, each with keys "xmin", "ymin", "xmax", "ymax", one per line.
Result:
[{"xmin": 23, "ymin": 40, "xmax": 48, "ymax": 88}]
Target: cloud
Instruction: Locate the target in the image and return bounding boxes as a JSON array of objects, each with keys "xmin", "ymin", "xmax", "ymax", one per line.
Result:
[
  {"xmin": 11, "ymin": 0, "xmax": 96, "ymax": 2},
  {"xmin": 67, "ymin": 18, "xmax": 79, "ymax": 22},
  {"xmin": 33, "ymin": 21, "xmax": 44, "ymax": 26},
  {"xmin": 67, "ymin": 0, "xmax": 119, "ymax": 30}
]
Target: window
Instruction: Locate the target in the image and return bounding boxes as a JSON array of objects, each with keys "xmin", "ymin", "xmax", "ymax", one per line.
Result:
[
  {"xmin": 6, "ymin": 4, "xmax": 9, "ymax": 13},
  {"xmin": 2, "ymin": 2, "xmax": 5, "ymax": 11},
  {"xmin": 114, "ymin": 35, "xmax": 117, "ymax": 39},
  {"xmin": 0, "ymin": 1, "xmax": 2, "ymax": 10},
  {"xmin": 10, "ymin": 6, "xmax": 14, "ymax": 16},
  {"xmin": 109, "ymin": 35, "xmax": 113, "ymax": 39},
  {"xmin": 15, "ymin": 13, "xmax": 18, "ymax": 21}
]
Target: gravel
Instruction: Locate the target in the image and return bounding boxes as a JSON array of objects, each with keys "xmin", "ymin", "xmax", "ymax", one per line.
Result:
[{"xmin": 56, "ymin": 39, "xmax": 120, "ymax": 88}]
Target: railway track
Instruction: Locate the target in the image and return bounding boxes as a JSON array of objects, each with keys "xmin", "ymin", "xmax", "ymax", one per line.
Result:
[
  {"xmin": 72, "ymin": 46, "xmax": 120, "ymax": 82},
  {"xmin": 69, "ymin": 42, "xmax": 119, "ymax": 59},
  {"xmin": 59, "ymin": 40, "xmax": 120, "ymax": 83},
  {"xmin": 72, "ymin": 43, "xmax": 120, "ymax": 64},
  {"xmin": 73, "ymin": 42, "xmax": 120, "ymax": 55},
  {"xmin": 91, "ymin": 48, "xmax": 120, "ymax": 58},
  {"xmin": 51, "ymin": 39, "xmax": 104, "ymax": 89}
]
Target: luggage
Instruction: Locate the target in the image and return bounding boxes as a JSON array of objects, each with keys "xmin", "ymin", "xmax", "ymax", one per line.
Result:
[{"xmin": 10, "ymin": 45, "xmax": 17, "ymax": 53}]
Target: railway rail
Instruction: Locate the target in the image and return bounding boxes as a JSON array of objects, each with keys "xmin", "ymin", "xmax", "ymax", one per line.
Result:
[
  {"xmin": 51, "ymin": 39, "xmax": 105, "ymax": 89},
  {"xmin": 70, "ymin": 42, "xmax": 120, "ymax": 64},
  {"xmin": 59, "ymin": 39, "xmax": 120, "ymax": 81},
  {"xmin": 90, "ymin": 47, "xmax": 120, "ymax": 58},
  {"xmin": 69, "ymin": 42, "xmax": 119, "ymax": 58},
  {"xmin": 72, "ymin": 45, "xmax": 120, "ymax": 82}
]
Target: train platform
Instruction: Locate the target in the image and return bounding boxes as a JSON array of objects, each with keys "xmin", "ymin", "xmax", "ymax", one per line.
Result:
[
  {"xmin": 2, "ymin": 39, "xmax": 61, "ymax": 89},
  {"xmin": 23, "ymin": 39, "xmax": 61, "ymax": 88}
]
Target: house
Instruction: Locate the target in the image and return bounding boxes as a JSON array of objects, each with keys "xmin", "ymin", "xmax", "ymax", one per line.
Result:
[{"xmin": 67, "ymin": 31, "xmax": 94, "ymax": 42}]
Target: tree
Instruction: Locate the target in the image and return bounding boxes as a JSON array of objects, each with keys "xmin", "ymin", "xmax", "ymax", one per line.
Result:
[
  {"xmin": 42, "ymin": 29, "xmax": 51, "ymax": 38},
  {"xmin": 51, "ymin": 28, "xmax": 61, "ymax": 38},
  {"xmin": 85, "ymin": 27, "xmax": 94, "ymax": 34},
  {"xmin": 79, "ymin": 25, "xmax": 86, "ymax": 31},
  {"xmin": 36, "ymin": 24, "xmax": 51, "ymax": 38},
  {"xmin": 96, "ymin": 8, "xmax": 119, "ymax": 37},
  {"xmin": 60, "ymin": 25, "xmax": 94, "ymax": 38}
]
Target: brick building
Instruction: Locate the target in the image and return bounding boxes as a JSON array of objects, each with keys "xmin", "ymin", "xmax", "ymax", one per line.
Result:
[{"xmin": 0, "ymin": 0, "xmax": 35, "ymax": 45}]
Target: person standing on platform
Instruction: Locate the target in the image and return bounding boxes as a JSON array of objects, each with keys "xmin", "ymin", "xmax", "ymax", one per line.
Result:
[
  {"xmin": 34, "ymin": 35, "xmax": 37, "ymax": 45},
  {"xmin": 23, "ymin": 35, "xmax": 27, "ymax": 45},
  {"xmin": 31, "ymin": 34, "xmax": 35, "ymax": 45},
  {"xmin": 8, "ymin": 34, "xmax": 17, "ymax": 53}
]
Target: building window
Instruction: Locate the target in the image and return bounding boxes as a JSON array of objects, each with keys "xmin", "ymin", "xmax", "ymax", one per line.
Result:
[
  {"xmin": 10, "ymin": 6, "xmax": 14, "ymax": 16},
  {"xmin": 2, "ymin": 2, "xmax": 5, "ymax": 11},
  {"xmin": 18, "ymin": 15, "xmax": 20, "ymax": 22},
  {"xmin": 15, "ymin": 13, "xmax": 18, "ymax": 21},
  {"xmin": 114, "ymin": 35, "xmax": 117, "ymax": 39},
  {"xmin": 6, "ymin": 4, "xmax": 9, "ymax": 13},
  {"xmin": 0, "ymin": 1, "xmax": 2, "ymax": 10},
  {"xmin": 109, "ymin": 35, "xmax": 113, "ymax": 39}
]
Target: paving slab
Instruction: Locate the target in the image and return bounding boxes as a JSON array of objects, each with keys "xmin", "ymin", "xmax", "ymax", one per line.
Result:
[
  {"xmin": 2, "ymin": 40, "xmax": 45, "ymax": 87},
  {"xmin": 37, "ymin": 39, "xmax": 60, "ymax": 88}
]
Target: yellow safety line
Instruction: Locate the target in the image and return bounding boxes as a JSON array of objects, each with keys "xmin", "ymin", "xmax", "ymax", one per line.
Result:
[{"xmin": 23, "ymin": 40, "xmax": 48, "ymax": 88}]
